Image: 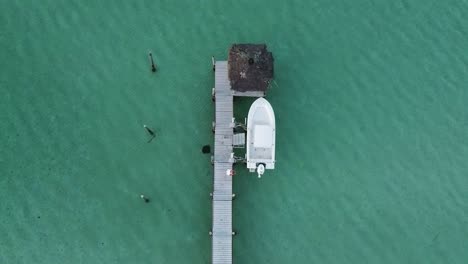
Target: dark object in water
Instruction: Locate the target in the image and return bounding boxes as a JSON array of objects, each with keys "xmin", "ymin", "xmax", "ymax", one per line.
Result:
[
  {"xmin": 143, "ymin": 125, "xmax": 156, "ymax": 143},
  {"xmin": 140, "ymin": 194, "xmax": 150, "ymax": 203},
  {"xmin": 149, "ymin": 52, "xmax": 157, "ymax": 72},
  {"xmin": 202, "ymin": 145, "xmax": 211, "ymax": 154},
  {"xmin": 144, "ymin": 125, "xmax": 155, "ymax": 136}
]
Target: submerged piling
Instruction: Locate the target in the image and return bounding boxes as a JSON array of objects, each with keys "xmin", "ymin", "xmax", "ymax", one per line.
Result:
[
  {"xmin": 148, "ymin": 52, "xmax": 157, "ymax": 72},
  {"xmin": 140, "ymin": 194, "xmax": 150, "ymax": 203}
]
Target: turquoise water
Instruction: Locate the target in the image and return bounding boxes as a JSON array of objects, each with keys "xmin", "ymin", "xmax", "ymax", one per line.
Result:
[{"xmin": 1, "ymin": 0, "xmax": 468, "ymax": 263}]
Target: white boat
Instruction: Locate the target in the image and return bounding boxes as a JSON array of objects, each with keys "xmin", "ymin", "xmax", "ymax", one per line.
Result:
[{"xmin": 246, "ymin": 97, "xmax": 276, "ymax": 177}]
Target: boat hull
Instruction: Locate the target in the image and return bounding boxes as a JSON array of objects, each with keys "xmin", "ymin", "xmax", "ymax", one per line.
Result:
[{"xmin": 246, "ymin": 98, "xmax": 275, "ymax": 170}]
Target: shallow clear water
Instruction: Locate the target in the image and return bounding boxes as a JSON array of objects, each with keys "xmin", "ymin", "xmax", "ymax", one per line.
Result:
[{"xmin": 1, "ymin": 0, "xmax": 468, "ymax": 263}]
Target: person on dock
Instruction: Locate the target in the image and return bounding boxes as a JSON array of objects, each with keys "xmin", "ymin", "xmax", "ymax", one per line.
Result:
[{"xmin": 143, "ymin": 125, "xmax": 156, "ymax": 143}]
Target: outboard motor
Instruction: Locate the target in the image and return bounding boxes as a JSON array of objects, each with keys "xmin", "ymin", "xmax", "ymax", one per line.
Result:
[{"xmin": 257, "ymin": 164, "xmax": 265, "ymax": 178}]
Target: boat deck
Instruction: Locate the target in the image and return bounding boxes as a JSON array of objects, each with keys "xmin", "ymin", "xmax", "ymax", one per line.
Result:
[
  {"xmin": 248, "ymin": 145, "xmax": 273, "ymax": 160},
  {"xmin": 212, "ymin": 61, "xmax": 234, "ymax": 264}
]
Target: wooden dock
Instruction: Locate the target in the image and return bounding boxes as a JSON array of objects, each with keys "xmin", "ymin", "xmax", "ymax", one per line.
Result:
[{"xmin": 212, "ymin": 61, "xmax": 234, "ymax": 264}]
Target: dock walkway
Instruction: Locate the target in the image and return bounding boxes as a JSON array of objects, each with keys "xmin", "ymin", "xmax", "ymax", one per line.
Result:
[{"xmin": 212, "ymin": 61, "xmax": 234, "ymax": 264}]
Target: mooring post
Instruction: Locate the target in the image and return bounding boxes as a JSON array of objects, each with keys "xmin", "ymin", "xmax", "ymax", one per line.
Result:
[
  {"xmin": 230, "ymin": 117, "xmax": 235, "ymax": 128},
  {"xmin": 212, "ymin": 56, "xmax": 216, "ymax": 71},
  {"xmin": 149, "ymin": 52, "xmax": 157, "ymax": 72}
]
